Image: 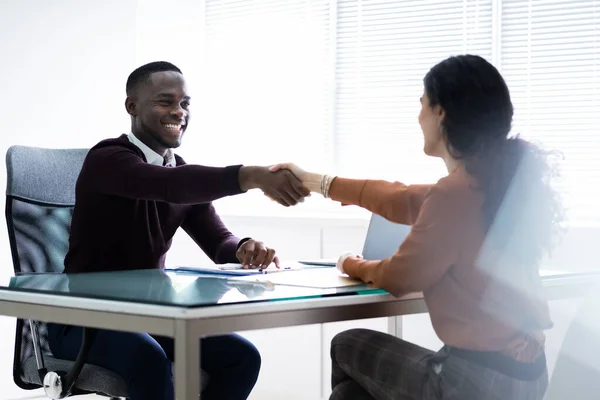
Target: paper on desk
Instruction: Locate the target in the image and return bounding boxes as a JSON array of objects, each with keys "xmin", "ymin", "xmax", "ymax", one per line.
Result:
[
  {"xmin": 229, "ymin": 267, "xmax": 362, "ymax": 288},
  {"xmin": 170, "ymin": 262, "xmax": 306, "ymax": 276},
  {"xmin": 172, "ymin": 264, "xmax": 262, "ymax": 275}
]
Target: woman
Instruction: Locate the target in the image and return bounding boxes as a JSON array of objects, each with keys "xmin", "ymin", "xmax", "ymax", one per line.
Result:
[{"xmin": 273, "ymin": 55, "xmax": 562, "ymax": 399}]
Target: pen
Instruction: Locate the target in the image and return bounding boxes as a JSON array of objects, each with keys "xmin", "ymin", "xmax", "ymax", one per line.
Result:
[{"xmin": 261, "ymin": 266, "xmax": 293, "ymax": 274}]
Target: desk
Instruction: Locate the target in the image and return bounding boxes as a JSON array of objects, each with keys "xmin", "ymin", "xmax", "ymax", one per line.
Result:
[{"xmin": 0, "ymin": 268, "xmax": 597, "ymax": 400}]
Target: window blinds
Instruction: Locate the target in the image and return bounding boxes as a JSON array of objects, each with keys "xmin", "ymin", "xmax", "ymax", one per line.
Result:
[
  {"xmin": 501, "ymin": 0, "xmax": 600, "ymax": 225},
  {"xmin": 200, "ymin": 0, "xmax": 600, "ymax": 223},
  {"xmin": 335, "ymin": 0, "xmax": 493, "ymax": 182}
]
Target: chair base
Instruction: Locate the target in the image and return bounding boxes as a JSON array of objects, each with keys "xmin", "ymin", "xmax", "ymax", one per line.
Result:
[{"xmin": 21, "ymin": 356, "xmax": 128, "ymax": 398}]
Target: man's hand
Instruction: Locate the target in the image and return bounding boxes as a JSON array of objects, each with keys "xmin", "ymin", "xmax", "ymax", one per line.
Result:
[
  {"xmin": 269, "ymin": 163, "xmax": 323, "ymax": 193},
  {"xmin": 238, "ymin": 166, "xmax": 310, "ymax": 207},
  {"xmin": 236, "ymin": 239, "xmax": 280, "ymax": 270},
  {"xmin": 269, "ymin": 163, "xmax": 308, "ymax": 180}
]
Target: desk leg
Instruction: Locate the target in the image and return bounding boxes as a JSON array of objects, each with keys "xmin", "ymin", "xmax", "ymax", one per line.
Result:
[
  {"xmin": 387, "ymin": 316, "xmax": 403, "ymax": 338},
  {"xmin": 175, "ymin": 319, "xmax": 201, "ymax": 400}
]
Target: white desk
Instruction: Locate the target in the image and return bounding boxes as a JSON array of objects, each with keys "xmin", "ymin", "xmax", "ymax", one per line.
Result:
[{"xmin": 0, "ymin": 268, "xmax": 597, "ymax": 400}]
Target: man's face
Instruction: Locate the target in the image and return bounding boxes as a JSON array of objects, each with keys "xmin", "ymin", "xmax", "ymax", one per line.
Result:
[{"xmin": 126, "ymin": 71, "xmax": 191, "ymax": 155}]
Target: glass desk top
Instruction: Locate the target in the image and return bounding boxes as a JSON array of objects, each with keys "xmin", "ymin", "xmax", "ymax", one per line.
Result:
[
  {"xmin": 3, "ymin": 268, "xmax": 596, "ymax": 309},
  {"xmin": 4, "ymin": 268, "xmax": 386, "ymax": 308}
]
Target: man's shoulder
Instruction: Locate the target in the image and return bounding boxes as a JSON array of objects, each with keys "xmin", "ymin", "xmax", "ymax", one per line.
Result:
[
  {"xmin": 78, "ymin": 134, "xmax": 146, "ymax": 175},
  {"xmin": 82, "ymin": 134, "xmax": 146, "ymax": 166},
  {"xmin": 89, "ymin": 134, "xmax": 141, "ymax": 155}
]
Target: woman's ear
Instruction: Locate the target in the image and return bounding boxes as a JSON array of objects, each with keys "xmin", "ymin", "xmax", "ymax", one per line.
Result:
[
  {"xmin": 437, "ymin": 106, "xmax": 445, "ymax": 119},
  {"xmin": 437, "ymin": 108, "xmax": 446, "ymax": 128}
]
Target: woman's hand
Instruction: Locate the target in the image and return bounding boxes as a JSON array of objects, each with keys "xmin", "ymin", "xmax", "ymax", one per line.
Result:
[
  {"xmin": 269, "ymin": 163, "xmax": 324, "ymax": 193},
  {"xmin": 336, "ymin": 252, "xmax": 362, "ymax": 275}
]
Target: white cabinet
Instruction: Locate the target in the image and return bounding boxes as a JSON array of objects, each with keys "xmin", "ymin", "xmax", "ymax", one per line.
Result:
[{"xmin": 242, "ymin": 325, "xmax": 323, "ymax": 400}]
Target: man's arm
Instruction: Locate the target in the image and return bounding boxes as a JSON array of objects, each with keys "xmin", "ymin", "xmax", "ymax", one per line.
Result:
[
  {"xmin": 181, "ymin": 202, "xmax": 245, "ymax": 264},
  {"xmin": 83, "ymin": 146, "xmax": 309, "ymax": 206},
  {"xmin": 182, "ymin": 204, "xmax": 280, "ymax": 268}
]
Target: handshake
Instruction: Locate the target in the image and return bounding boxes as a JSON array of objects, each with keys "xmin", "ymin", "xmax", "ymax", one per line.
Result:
[{"xmin": 238, "ymin": 163, "xmax": 331, "ymax": 207}]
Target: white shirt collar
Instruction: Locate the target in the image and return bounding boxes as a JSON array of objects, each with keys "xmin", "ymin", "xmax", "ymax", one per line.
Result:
[{"xmin": 127, "ymin": 133, "xmax": 175, "ymax": 167}]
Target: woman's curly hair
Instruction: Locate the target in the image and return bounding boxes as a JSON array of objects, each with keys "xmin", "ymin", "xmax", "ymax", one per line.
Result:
[{"xmin": 424, "ymin": 55, "xmax": 564, "ymax": 266}]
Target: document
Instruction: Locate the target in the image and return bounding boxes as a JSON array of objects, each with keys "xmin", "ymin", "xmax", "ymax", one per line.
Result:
[
  {"xmin": 229, "ymin": 267, "xmax": 363, "ymax": 288},
  {"xmin": 170, "ymin": 262, "xmax": 302, "ymax": 276}
]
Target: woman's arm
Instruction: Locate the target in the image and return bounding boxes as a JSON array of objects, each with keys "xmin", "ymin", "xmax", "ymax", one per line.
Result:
[
  {"xmin": 269, "ymin": 163, "xmax": 432, "ymax": 225},
  {"xmin": 328, "ymin": 178, "xmax": 433, "ymax": 225},
  {"xmin": 342, "ymin": 182, "xmax": 466, "ymax": 297}
]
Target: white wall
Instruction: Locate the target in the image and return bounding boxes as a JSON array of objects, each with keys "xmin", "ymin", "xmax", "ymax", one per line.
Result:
[{"xmin": 0, "ymin": 1, "xmax": 594, "ymax": 399}]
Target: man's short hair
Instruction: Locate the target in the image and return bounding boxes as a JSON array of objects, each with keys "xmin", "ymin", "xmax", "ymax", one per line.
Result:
[{"xmin": 126, "ymin": 61, "xmax": 182, "ymax": 97}]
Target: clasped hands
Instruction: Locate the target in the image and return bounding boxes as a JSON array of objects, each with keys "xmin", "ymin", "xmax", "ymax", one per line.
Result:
[{"xmin": 249, "ymin": 162, "xmax": 324, "ymax": 206}]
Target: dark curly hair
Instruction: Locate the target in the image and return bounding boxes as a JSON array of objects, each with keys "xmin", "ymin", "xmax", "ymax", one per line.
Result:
[{"xmin": 424, "ymin": 55, "xmax": 563, "ymax": 266}]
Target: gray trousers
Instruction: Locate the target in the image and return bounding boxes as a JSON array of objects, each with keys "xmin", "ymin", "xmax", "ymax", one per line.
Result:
[{"xmin": 330, "ymin": 328, "xmax": 548, "ymax": 400}]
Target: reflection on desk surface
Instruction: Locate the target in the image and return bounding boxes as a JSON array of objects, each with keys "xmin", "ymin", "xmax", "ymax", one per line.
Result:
[
  {"xmin": 4, "ymin": 268, "xmax": 379, "ymax": 308},
  {"xmin": 3, "ymin": 268, "xmax": 599, "ymax": 308}
]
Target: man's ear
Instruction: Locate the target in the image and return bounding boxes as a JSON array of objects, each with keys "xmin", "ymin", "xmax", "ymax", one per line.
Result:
[{"xmin": 125, "ymin": 96, "xmax": 137, "ymax": 116}]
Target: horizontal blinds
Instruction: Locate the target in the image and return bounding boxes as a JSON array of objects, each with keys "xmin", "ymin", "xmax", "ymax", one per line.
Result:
[
  {"xmin": 200, "ymin": 0, "xmax": 600, "ymax": 223},
  {"xmin": 335, "ymin": 0, "xmax": 493, "ymax": 182},
  {"xmin": 501, "ymin": 0, "xmax": 600, "ymax": 225}
]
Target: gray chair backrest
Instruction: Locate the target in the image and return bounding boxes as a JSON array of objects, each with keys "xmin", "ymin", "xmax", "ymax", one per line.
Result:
[
  {"xmin": 6, "ymin": 145, "xmax": 88, "ymax": 205},
  {"xmin": 5, "ymin": 145, "xmax": 88, "ymax": 389},
  {"xmin": 544, "ymin": 285, "xmax": 600, "ymax": 399},
  {"xmin": 5, "ymin": 145, "xmax": 88, "ymax": 274}
]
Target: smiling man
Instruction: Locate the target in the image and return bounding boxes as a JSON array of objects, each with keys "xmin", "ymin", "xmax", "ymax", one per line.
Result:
[{"xmin": 46, "ymin": 61, "xmax": 309, "ymax": 400}]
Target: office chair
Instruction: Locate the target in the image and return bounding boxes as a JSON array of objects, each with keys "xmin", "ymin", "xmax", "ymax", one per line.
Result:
[
  {"xmin": 544, "ymin": 284, "xmax": 600, "ymax": 399},
  {"xmin": 5, "ymin": 145, "xmax": 128, "ymax": 399}
]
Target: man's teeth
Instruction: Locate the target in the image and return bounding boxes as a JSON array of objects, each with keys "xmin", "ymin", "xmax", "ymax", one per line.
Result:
[{"xmin": 163, "ymin": 124, "xmax": 181, "ymax": 130}]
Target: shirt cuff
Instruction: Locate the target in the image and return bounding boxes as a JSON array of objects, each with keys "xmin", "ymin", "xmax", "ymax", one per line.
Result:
[
  {"xmin": 236, "ymin": 237, "xmax": 252, "ymax": 251},
  {"xmin": 227, "ymin": 164, "xmax": 246, "ymax": 194},
  {"xmin": 344, "ymin": 258, "xmax": 379, "ymax": 282}
]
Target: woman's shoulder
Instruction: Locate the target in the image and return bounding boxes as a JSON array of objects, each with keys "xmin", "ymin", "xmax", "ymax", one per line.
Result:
[{"xmin": 433, "ymin": 167, "xmax": 479, "ymax": 197}]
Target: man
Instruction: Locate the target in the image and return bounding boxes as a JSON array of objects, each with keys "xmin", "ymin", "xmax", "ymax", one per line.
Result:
[{"xmin": 46, "ymin": 61, "xmax": 309, "ymax": 400}]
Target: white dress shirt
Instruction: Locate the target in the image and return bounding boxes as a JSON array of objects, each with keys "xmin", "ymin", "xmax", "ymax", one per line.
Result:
[{"xmin": 127, "ymin": 133, "xmax": 176, "ymax": 167}]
